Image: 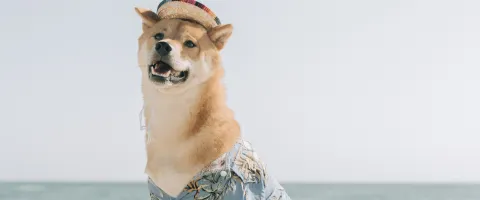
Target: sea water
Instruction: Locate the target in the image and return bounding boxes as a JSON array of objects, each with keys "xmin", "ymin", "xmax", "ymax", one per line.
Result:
[{"xmin": 1, "ymin": 182, "xmax": 480, "ymax": 200}]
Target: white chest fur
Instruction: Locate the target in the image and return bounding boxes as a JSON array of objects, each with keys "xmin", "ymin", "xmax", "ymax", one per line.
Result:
[{"xmin": 142, "ymin": 86, "xmax": 203, "ymax": 197}]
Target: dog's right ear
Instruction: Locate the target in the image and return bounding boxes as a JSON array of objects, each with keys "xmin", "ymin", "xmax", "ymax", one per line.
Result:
[
  {"xmin": 208, "ymin": 24, "xmax": 233, "ymax": 51},
  {"xmin": 135, "ymin": 7, "xmax": 160, "ymax": 31}
]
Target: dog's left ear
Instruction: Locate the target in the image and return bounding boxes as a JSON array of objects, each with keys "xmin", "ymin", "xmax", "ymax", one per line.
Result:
[
  {"xmin": 135, "ymin": 7, "xmax": 160, "ymax": 31},
  {"xmin": 208, "ymin": 24, "xmax": 233, "ymax": 50}
]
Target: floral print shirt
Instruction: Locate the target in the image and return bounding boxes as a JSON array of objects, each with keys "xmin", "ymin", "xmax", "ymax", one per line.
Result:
[{"xmin": 148, "ymin": 139, "xmax": 291, "ymax": 200}]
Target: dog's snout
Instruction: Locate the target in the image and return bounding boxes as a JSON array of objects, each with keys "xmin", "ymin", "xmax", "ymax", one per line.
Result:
[{"xmin": 155, "ymin": 42, "xmax": 172, "ymax": 56}]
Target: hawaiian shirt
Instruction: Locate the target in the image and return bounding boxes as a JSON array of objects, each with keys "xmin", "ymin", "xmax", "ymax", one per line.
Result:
[{"xmin": 148, "ymin": 139, "xmax": 291, "ymax": 200}]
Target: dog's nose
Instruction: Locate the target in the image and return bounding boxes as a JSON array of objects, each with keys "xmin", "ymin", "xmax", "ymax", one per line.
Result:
[{"xmin": 155, "ymin": 42, "xmax": 172, "ymax": 56}]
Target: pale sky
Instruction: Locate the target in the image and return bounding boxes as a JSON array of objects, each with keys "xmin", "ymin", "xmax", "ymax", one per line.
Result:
[{"xmin": 1, "ymin": 0, "xmax": 480, "ymax": 183}]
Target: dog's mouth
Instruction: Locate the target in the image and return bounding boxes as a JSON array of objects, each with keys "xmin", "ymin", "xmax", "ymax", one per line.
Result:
[{"xmin": 148, "ymin": 61, "xmax": 189, "ymax": 84}]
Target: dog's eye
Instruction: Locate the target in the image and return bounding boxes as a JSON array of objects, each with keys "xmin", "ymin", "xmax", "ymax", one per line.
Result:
[
  {"xmin": 184, "ymin": 40, "xmax": 196, "ymax": 48},
  {"xmin": 153, "ymin": 33, "xmax": 164, "ymax": 40}
]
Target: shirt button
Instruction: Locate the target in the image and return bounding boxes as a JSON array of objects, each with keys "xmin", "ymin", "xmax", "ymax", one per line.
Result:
[{"xmin": 220, "ymin": 171, "xmax": 227, "ymax": 177}]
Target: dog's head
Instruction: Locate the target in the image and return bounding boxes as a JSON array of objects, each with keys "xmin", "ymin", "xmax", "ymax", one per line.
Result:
[{"xmin": 135, "ymin": 8, "xmax": 233, "ymax": 94}]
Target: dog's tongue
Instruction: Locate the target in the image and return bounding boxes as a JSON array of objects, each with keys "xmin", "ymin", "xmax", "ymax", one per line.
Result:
[{"xmin": 154, "ymin": 63, "xmax": 171, "ymax": 76}]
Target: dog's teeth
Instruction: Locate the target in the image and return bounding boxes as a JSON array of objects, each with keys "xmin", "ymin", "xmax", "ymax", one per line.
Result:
[{"xmin": 163, "ymin": 70, "xmax": 171, "ymax": 77}]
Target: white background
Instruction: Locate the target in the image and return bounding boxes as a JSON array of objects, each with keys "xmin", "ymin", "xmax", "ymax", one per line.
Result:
[{"xmin": 1, "ymin": 0, "xmax": 479, "ymax": 182}]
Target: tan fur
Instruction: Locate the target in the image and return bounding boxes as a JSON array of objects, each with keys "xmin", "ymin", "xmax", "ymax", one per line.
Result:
[
  {"xmin": 135, "ymin": 7, "xmax": 240, "ymax": 197},
  {"xmin": 135, "ymin": 8, "xmax": 160, "ymax": 31}
]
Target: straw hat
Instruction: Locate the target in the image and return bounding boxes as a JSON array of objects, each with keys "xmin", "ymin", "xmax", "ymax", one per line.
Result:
[{"xmin": 156, "ymin": 0, "xmax": 222, "ymax": 30}]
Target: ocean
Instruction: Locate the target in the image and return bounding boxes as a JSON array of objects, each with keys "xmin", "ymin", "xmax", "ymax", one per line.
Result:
[{"xmin": 1, "ymin": 182, "xmax": 480, "ymax": 200}]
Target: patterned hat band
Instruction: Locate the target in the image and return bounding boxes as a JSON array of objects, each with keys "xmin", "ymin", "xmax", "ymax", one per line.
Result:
[{"xmin": 156, "ymin": 0, "xmax": 222, "ymax": 26}]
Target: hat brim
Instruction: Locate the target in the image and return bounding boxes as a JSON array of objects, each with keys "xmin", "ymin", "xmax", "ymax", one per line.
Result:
[{"xmin": 157, "ymin": 1, "xmax": 219, "ymax": 30}]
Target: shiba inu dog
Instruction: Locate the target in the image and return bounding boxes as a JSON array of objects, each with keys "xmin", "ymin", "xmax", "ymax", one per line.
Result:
[{"xmin": 135, "ymin": 1, "xmax": 291, "ymax": 199}]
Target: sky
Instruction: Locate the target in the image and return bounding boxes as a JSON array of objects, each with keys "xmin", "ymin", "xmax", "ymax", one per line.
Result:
[{"xmin": 1, "ymin": 0, "xmax": 480, "ymax": 183}]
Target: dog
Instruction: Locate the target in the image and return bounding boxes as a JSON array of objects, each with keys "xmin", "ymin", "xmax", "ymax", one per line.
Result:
[{"xmin": 135, "ymin": 1, "xmax": 291, "ymax": 199}]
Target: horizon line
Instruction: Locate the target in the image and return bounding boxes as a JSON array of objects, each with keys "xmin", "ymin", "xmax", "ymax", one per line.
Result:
[{"xmin": 2, "ymin": 180, "xmax": 480, "ymax": 185}]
